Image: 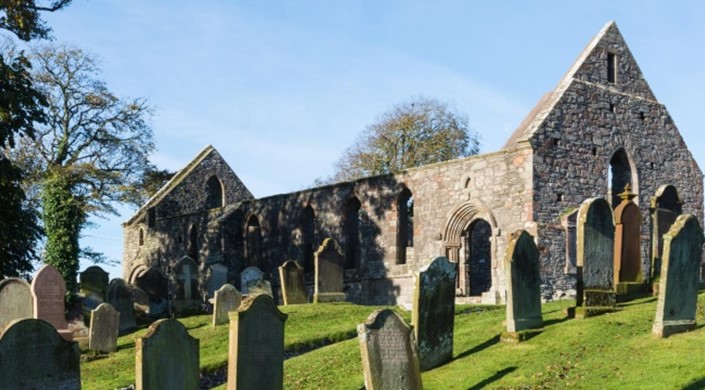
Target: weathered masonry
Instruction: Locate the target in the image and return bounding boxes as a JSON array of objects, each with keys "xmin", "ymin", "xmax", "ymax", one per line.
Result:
[{"xmin": 122, "ymin": 22, "xmax": 703, "ymax": 312}]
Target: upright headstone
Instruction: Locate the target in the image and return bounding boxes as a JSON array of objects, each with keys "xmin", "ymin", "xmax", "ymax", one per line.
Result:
[
  {"xmin": 613, "ymin": 184, "xmax": 644, "ymax": 296},
  {"xmin": 228, "ymin": 294, "xmax": 288, "ymax": 390},
  {"xmin": 278, "ymin": 260, "xmax": 308, "ymax": 305},
  {"xmin": 208, "ymin": 263, "xmax": 228, "ymax": 297},
  {"xmin": 575, "ymin": 197, "xmax": 616, "ymax": 318},
  {"xmin": 358, "ymin": 309, "xmax": 422, "ymax": 390},
  {"xmin": 136, "ymin": 319, "xmax": 200, "ymax": 390},
  {"xmin": 649, "ymin": 185, "xmax": 682, "ymax": 294},
  {"xmin": 502, "ymin": 230, "xmax": 543, "ymax": 341},
  {"xmin": 247, "ymin": 279, "xmax": 273, "ymax": 298},
  {"xmin": 80, "ymin": 265, "xmax": 110, "ymax": 304},
  {"xmin": 411, "ymin": 256, "xmax": 456, "ymax": 370},
  {"xmin": 0, "ymin": 318, "xmax": 80, "ymax": 389},
  {"xmin": 0, "ymin": 277, "xmax": 32, "ymax": 328},
  {"xmin": 31, "ymin": 264, "xmax": 72, "ymax": 340},
  {"xmin": 107, "ymin": 278, "xmax": 137, "ymax": 334},
  {"xmin": 89, "ymin": 303, "xmax": 120, "ymax": 353},
  {"xmin": 653, "ymin": 214, "xmax": 703, "ymax": 338},
  {"xmin": 240, "ymin": 266, "xmax": 263, "ymax": 295},
  {"xmin": 212, "ymin": 284, "xmax": 241, "ymax": 327},
  {"xmin": 313, "ymin": 238, "xmax": 346, "ymax": 303}
]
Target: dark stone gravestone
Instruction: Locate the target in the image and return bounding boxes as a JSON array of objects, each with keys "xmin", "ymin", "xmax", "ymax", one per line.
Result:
[
  {"xmin": 136, "ymin": 319, "xmax": 200, "ymax": 390},
  {"xmin": 502, "ymin": 230, "xmax": 543, "ymax": 342},
  {"xmin": 240, "ymin": 266, "xmax": 263, "ymax": 295},
  {"xmin": 313, "ymin": 238, "xmax": 346, "ymax": 303},
  {"xmin": 207, "ymin": 263, "xmax": 228, "ymax": 298},
  {"xmin": 89, "ymin": 303, "xmax": 120, "ymax": 353},
  {"xmin": 411, "ymin": 256, "xmax": 456, "ymax": 370},
  {"xmin": 278, "ymin": 260, "xmax": 308, "ymax": 305},
  {"xmin": 107, "ymin": 278, "xmax": 137, "ymax": 334},
  {"xmin": 212, "ymin": 283, "xmax": 241, "ymax": 327},
  {"xmin": 613, "ymin": 185, "xmax": 645, "ymax": 298},
  {"xmin": 649, "ymin": 184, "xmax": 682, "ymax": 295},
  {"xmin": 80, "ymin": 265, "xmax": 110, "ymax": 325},
  {"xmin": 574, "ymin": 197, "xmax": 616, "ymax": 318},
  {"xmin": 0, "ymin": 318, "xmax": 80, "ymax": 389},
  {"xmin": 173, "ymin": 257, "xmax": 201, "ymax": 315},
  {"xmin": 228, "ymin": 294, "xmax": 288, "ymax": 390},
  {"xmin": 31, "ymin": 264, "xmax": 72, "ymax": 340},
  {"xmin": 652, "ymin": 214, "xmax": 703, "ymax": 338},
  {"xmin": 358, "ymin": 309, "xmax": 422, "ymax": 390},
  {"xmin": 0, "ymin": 277, "xmax": 32, "ymax": 328}
]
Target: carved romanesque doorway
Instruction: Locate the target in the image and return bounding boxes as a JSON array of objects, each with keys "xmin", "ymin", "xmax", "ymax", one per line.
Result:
[
  {"xmin": 650, "ymin": 185, "xmax": 682, "ymax": 279},
  {"xmin": 462, "ymin": 219, "xmax": 492, "ymax": 296}
]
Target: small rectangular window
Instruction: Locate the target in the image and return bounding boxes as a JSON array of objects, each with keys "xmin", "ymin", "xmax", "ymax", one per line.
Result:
[{"xmin": 607, "ymin": 52, "xmax": 616, "ymax": 84}]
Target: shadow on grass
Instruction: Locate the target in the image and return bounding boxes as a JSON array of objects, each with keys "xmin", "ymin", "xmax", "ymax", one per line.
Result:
[
  {"xmin": 117, "ymin": 342, "xmax": 135, "ymax": 351},
  {"xmin": 618, "ymin": 297, "xmax": 656, "ymax": 307},
  {"xmin": 454, "ymin": 334, "xmax": 500, "ymax": 360},
  {"xmin": 185, "ymin": 323, "xmax": 207, "ymax": 331},
  {"xmin": 543, "ymin": 315, "xmax": 571, "ymax": 328},
  {"xmin": 682, "ymin": 376, "xmax": 705, "ymax": 390},
  {"xmin": 466, "ymin": 366, "xmax": 517, "ymax": 390}
]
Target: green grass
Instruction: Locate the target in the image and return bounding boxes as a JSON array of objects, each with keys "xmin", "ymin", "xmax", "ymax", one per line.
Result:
[{"xmin": 82, "ymin": 294, "xmax": 705, "ymax": 389}]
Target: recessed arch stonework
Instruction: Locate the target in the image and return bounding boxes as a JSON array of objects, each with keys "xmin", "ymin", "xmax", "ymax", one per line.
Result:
[
  {"xmin": 443, "ymin": 201, "xmax": 499, "ymax": 299},
  {"xmin": 608, "ymin": 147, "xmax": 639, "ymax": 208}
]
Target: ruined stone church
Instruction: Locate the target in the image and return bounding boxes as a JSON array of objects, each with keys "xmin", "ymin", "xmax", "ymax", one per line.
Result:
[{"xmin": 122, "ymin": 22, "xmax": 703, "ymax": 313}]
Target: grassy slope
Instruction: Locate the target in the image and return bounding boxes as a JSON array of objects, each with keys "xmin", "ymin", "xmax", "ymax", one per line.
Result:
[{"xmin": 82, "ymin": 294, "xmax": 705, "ymax": 389}]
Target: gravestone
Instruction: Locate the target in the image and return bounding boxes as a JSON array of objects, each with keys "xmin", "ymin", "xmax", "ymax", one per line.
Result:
[
  {"xmin": 278, "ymin": 260, "xmax": 308, "ymax": 305},
  {"xmin": 228, "ymin": 294, "xmax": 288, "ymax": 390},
  {"xmin": 212, "ymin": 283, "xmax": 241, "ymax": 327},
  {"xmin": 502, "ymin": 230, "xmax": 543, "ymax": 341},
  {"xmin": 136, "ymin": 319, "xmax": 200, "ymax": 390},
  {"xmin": 0, "ymin": 318, "xmax": 80, "ymax": 389},
  {"xmin": 575, "ymin": 197, "xmax": 616, "ymax": 318},
  {"xmin": 240, "ymin": 266, "xmax": 263, "ymax": 295},
  {"xmin": 247, "ymin": 279, "xmax": 273, "ymax": 298},
  {"xmin": 0, "ymin": 277, "xmax": 32, "ymax": 328},
  {"xmin": 358, "ymin": 309, "xmax": 422, "ymax": 390},
  {"xmin": 174, "ymin": 257, "xmax": 200, "ymax": 315},
  {"xmin": 107, "ymin": 278, "xmax": 137, "ymax": 334},
  {"xmin": 653, "ymin": 214, "xmax": 703, "ymax": 338},
  {"xmin": 649, "ymin": 185, "xmax": 682, "ymax": 294},
  {"xmin": 411, "ymin": 256, "xmax": 456, "ymax": 370},
  {"xmin": 80, "ymin": 265, "xmax": 110, "ymax": 304},
  {"xmin": 208, "ymin": 263, "xmax": 228, "ymax": 297},
  {"xmin": 613, "ymin": 185, "xmax": 644, "ymax": 297},
  {"xmin": 31, "ymin": 264, "xmax": 72, "ymax": 340},
  {"xmin": 313, "ymin": 238, "xmax": 346, "ymax": 303},
  {"xmin": 89, "ymin": 303, "xmax": 120, "ymax": 353}
]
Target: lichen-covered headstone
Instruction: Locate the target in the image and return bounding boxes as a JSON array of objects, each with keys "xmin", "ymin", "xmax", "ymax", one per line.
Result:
[
  {"xmin": 136, "ymin": 319, "xmax": 200, "ymax": 390},
  {"xmin": 411, "ymin": 256, "xmax": 456, "ymax": 370},
  {"xmin": 228, "ymin": 294, "xmax": 288, "ymax": 390},
  {"xmin": 247, "ymin": 279, "xmax": 273, "ymax": 298},
  {"xmin": 31, "ymin": 264, "xmax": 72, "ymax": 340},
  {"xmin": 358, "ymin": 309, "xmax": 422, "ymax": 390},
  {"xmin": 575, "ymin": 197, "xmax": 616, "ymax": 318},
  {"xmin": 107, "ymin": 278, "xmax": 137, "ymax": 334},
  {"xmin": 502, "ymin": 230, "xmax": 543, "ymax": 341},
  {"xmin": 89, "ymin": 303, "xmax": 120, "ymax": 353},
  {"xmin": 212, "ymin": 283, "xmax": 241, "ymax": 327},
  {"xmin": 80, "ymin": 265, "xmax": 110, "ymax": 304},
  {"xmin": 652, "ymin": 214, "xmax": 703, "ymax": 338},
  {"xmin": 0, "ymin": 278, "xmax": 32, "ymax": 328},
  {"xmin": 240, "ymin": 266, "xmax": 263, "ymax": 295},
  {"xmin": 0, "ymin": 318, "xmax": 80, "ymax": 389},
  {"xmin": 313, "ymin": 238, "xmax": 346, "ymax": 303},
  {"xmin": 278, "ymin": 260, "xmax": 308, "ymax": 305}
]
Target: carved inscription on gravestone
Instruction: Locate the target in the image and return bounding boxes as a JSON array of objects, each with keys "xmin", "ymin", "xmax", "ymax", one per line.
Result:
[
  {"xmin": 31, "ymin": 264, "xmax": 68, "ymax": 331},
  {"xmin": 89, "ymin": 303, "xmax": 120, "ymax": 353},
  {"xmin": 576, "ymin": 197, "xmax": 616, "ymax": 309},
  {"xmin": 136, "ymin": 319, "xmax": 200, "ymax": 390}
]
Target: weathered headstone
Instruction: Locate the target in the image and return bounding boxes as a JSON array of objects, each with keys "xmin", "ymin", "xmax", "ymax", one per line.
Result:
[
  {"xmin": 212, "ymin": 283, "xmax": 241, "ymax": 327},
  {"xmin": 31, "ymin": 264, "xmax": 72, "ymax": 340},
  {"xmin": 208, "ymin": 263, "xmax": 228, "ymax": 297},
  {"xmin": 411, "ymin": 256, "xmax": 456, "ymax": 370},
  {"xmin": 80, "ymin": 265, "xmax": 110, "ymax": 303},
  {"xmin": 107, "ymin": 278, "xmax": 137, "ymax": 334},
  {"xmin": 575, "ymin": 197, "xmax": 616, "ymax": 318},
  {"xmin": 0, "ymin": 318, "xmax": 80, "ymax": 389},
  {"xmin": 613, "ymin": 184, "xmax": 644, "ymax": 297},
  {"xmin": 502, "ymin": 230, "xmax": 543, "ymax": 341},
  {"xmin": 247, "ymin": 279, "xmax": 273, "ymax": 298},
  {"xmin": 0, "ymin": 277, "xmax": 32, "ymax": 328},
  {"xmin": 278, "ymin": 260, "xmax": 308, "ymax": 305},
  {"xmin": 136, "ymin": 319, "xmax": 200, "ymax": 390},
  {"xmin": 240, "ymin": 266, "xmax": 263, "ymax": 295},
  {"xmin": 358, "ymin": 309, "xmax": 422, "ymax": 390},
  {"xmin": 653, "ymin": 214, "xmax": 703, "ymax": 338},
  {"xmin": 89, "ymin": 303, "xmax": 120, "ymax": 353},
  {"xmin": 174, "ymin": 257, "xmax": 201, "ymax": 315},
  {"xmin": 649, "ymin": 184, "xmax": 682, "ymax": 295},
  {"xmin": 228, "ymin": 294, "xmax": 288, "ymax": 390},
  {"xmin": 313, "ymin": 238, "xmax": 346, "ymax": 303}
]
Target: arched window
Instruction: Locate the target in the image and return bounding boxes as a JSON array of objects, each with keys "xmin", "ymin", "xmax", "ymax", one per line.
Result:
[
  {"xmin": 245, "ymin": 215, "xmax": 262, "ymax": 267},
  {"xmin": 205, "ymin": 175, "xmax": 224, "ymax": 209},
  {"xmin": 301, "ymin": 206, "xmax": 315, "ymax": 273},
  {"xmin": 396, "ymin": 188, "xmax": 413, "ymax": 265},
  {"xmin": 344, "ymin": 197, "xmax": 361, "ymax": 269},
  {"xmin": 187, "ymin": 225, "xmax": 198, "ymax": 262},
  {"xmin": 609, "ymin": 148, "xmax": 637, "ymax": 208}
]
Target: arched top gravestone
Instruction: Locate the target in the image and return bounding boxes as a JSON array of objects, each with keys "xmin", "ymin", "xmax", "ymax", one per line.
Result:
[
  {"xmin": 613, "ymin": 185, "xmax": 642, "ymax": 284},
  {"xmin": 0, "ymin": 277, "xmax": 32, "ymax": 328},
  {"xmin": 212, "ymin": 283, "xmax": 241, "ymax": 327},
  {"xmin": 504, "ymin": 230, "xmax": 543, "ymax": 334},
  {"xmin": 31, "ymin": 264, "xmax": 68, "ymax": 331},
  {"xmin": 577, "ymin": 197, "xmax": 614, "ymax": 290},
  {"xmin": 107, "ymin": 278, "xmax": 136, "ymax": 334},
  {"xmin": 89, "ymin": 303, "xmax": 119, "ymax": 353},
  {"xmin": 313, "ymin": 238, "xmax": 346, "ymax": 303},
  {"xmin": 278, "ymin": 260, "xmax": 307, "ymax": 305},
  {"xmin": 136, "ymin": 319, "xmax": 200, "ymax": 390},
  {"xmin": 240, "ymin": 266, "xmax": 263, "ymax": 295}
]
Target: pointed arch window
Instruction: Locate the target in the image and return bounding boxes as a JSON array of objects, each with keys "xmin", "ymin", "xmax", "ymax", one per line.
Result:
[
  {"xmin": 396, "ymin": 188, "xmax": 413, "ymax": 265},
  {"xmin": 205, "ymin": 175, "xmax": 224, "ymax": 209},
  {"xmin": 245, "ymin": 215, "xmax": 262, "ymax": 268}
]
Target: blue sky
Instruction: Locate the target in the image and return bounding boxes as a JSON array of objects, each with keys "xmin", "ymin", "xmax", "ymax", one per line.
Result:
[{"xmin": 38, "ymin": 1, "xmax": 705, "ymax": 279}]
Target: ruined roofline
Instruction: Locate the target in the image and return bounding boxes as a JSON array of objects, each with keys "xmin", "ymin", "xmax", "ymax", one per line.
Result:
[{"xmin": 123, "ymin": 144, "xmax": 217, "ymax": 227}]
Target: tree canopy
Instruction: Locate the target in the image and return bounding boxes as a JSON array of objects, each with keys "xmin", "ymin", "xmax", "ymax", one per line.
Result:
[{"xmin": 329, "ymin": 96, "xmax": 480, "ymax": 183}]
